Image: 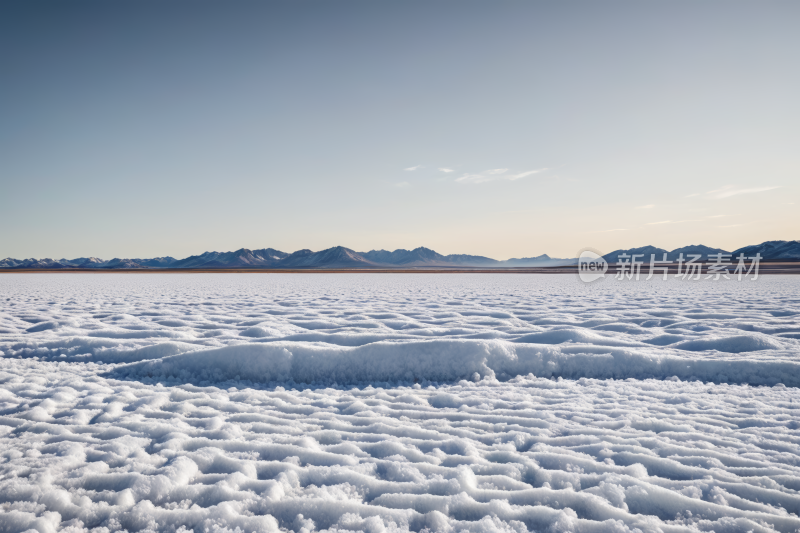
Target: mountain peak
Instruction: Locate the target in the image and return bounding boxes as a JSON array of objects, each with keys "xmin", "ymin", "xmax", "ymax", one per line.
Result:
[{"xmin": 733, "ymin": 240, "xmax": 800, "ymax": 260}]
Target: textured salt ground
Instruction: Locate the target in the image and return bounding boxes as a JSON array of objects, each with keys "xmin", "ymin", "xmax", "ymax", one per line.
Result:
[{"xmin": 1, "ymin": 274, "xmax": 800, "ymax": 532}]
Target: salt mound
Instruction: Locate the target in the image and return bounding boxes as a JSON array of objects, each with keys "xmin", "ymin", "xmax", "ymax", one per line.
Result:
[
  {"xmin": 115, "ymin": 343, "xmax": 294, "ymax": 382},
  {"xmin": 512, "ymin": 328, "xmax": 645, "ymax": 347},
  {"xmin": 111, "ymin": 339, "xmax": 800, "ymax": 387},
  {"xmin": 674, "ymin": 333, "xmax": 784, "ymax": 353}
]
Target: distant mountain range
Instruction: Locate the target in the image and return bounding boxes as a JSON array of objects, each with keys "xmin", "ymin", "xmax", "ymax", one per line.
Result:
[
  {"xmin": 602, "ymin": 241, "xmax": 800, "ymax": 263},
  {"xmin": 1, "ymin": 240, "xmax": 798, "ymax": 270},
  {"xmin": 0, "ymin": 246, "xmax": 576, "ymax": 270}
]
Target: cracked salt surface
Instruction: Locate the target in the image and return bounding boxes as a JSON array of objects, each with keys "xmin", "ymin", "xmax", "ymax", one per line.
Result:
[{"xmin": 1, "ymin": 274, "xmax": 799, "ymax": 533}]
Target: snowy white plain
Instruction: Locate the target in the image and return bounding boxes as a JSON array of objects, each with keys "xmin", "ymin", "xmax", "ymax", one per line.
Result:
[{"xmin": 1, "ymin": 273, "xmax": 800, "ymax": 533}]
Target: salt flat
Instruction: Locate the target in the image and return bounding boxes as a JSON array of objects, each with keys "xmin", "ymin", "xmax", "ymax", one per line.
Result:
[{"xmin": 1, "ymin": 273, "xmax": 799, "ymax": 533}]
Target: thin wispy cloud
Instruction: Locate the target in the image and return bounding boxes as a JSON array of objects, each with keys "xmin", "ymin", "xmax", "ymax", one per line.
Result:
[
  {"xmin": 438, "ymin": 168, "xmax": 454, "ymax": 173},
  {"xmin": 393, "ymin": 181, "xmax": 410, "ymax": 188},
  {"xmin": 709, "ymin": 186, "xmax": 780, "ymax": 199},
  {"xmin": 646, "ymin": 218, "xmax": 702, "ymax": 225},
  {"xmin": 688, "ymin": 185, "xmax": 780, "ymax": 199},
  {"xmin": 635, "ymin": 204, "xmax": 655, "ymax": 210},
  {"xmin": 404, "ymin": 165, "xmax": 422, "ymax": 171},
  {"xmin": 509, "ymin": 169, "xmax": 546, "ymax": 180},
  {"xmin": 719, "ymin": 223, "xmax": 744, "ymax": 228},
  {"xmin": 454, "ymin": 174, "xmax": 490, "ymax": 184},
  {"xmin": 455, "ymin": 168, "xmax": 547, "ymax": 184},
  {"xmin": 591, "ymin": 228, "xmax": 628, "ymax": 233}
]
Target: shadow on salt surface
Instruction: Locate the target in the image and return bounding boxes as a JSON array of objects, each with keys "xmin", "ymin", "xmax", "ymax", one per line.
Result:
[{"xmin": 106, "ymin": 338, "xmax": 800, "ymax": 388}]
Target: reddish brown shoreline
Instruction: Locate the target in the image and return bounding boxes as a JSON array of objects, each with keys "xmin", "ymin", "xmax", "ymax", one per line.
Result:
[
  {"xmin": 2, "ymin": 262, "xmax": 800, "ymax": 274},
  {"xmin": 0, "ymin": 268, "xmax": 577, "ymax": 274}
]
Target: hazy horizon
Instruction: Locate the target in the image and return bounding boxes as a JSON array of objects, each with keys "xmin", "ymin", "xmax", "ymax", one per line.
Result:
[{"xmin": 1, "ymin": 0, "xmax": 798, "ymax": 259}]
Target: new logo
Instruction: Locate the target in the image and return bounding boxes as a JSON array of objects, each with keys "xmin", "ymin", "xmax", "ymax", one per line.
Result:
[{"xmin": 578, "ymin": 250, "xmax": 608, "ymax": 282}]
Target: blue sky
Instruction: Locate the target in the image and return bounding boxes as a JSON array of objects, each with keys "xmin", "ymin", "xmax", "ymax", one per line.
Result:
[{"xmin": 1, "ymin": 0, "xmax": 798, "ymax": 260}]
